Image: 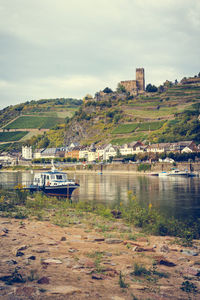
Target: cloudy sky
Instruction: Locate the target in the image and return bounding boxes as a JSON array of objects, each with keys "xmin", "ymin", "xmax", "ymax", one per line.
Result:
[{"xmin": 0, "ymin": 0, "xmax": 199, "ymax": 109}]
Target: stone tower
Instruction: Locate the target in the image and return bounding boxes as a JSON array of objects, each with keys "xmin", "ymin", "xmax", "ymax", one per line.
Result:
[{"xmin": 136, "ymin": 68, "xmax": 145, "ymax": 91}]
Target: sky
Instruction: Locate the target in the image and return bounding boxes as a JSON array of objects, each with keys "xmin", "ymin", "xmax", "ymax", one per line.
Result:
[{"xmin": 0, "ymin": 0, "xmax": 200, "ymax": 109}]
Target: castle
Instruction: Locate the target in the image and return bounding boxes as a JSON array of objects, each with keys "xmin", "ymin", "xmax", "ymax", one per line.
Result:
[{"xmin": 120, "ymin": 68, "xmax": 145, "ymax": 95}]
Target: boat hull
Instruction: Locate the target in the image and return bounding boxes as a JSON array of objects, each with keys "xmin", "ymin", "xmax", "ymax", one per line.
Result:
[{"xmin": 28, "ymin": 184, "xmax": 79, "ymax": 198}]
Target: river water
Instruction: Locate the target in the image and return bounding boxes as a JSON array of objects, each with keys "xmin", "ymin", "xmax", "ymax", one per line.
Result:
[{"xmin": 0, "ymin": 171, "xmax": 200, "ymax": 220}]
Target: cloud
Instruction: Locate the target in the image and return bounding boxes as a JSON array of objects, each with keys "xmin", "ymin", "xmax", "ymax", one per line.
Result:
[{"xmin": 0, "ymin": 0, "xmax": 199, "ymax": 108}]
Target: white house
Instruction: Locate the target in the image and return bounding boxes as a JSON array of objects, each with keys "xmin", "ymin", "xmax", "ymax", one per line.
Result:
[{"xmin": 22, "ymin": 146, "xmax": 32, "ymax": 160}]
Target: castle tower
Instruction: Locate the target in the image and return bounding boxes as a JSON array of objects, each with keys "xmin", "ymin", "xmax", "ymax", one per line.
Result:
[{"xmin": 136, "ymin": 68, "xmax": 145, "ymax": 91}]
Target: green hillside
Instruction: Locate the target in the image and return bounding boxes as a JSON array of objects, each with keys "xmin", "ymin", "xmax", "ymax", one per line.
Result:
[
  {"xmin": 0, "ymin": 131, "xmax": 28, "ymax": 142},
  {"xmin": 63, "ymin": 80, "xmax": 200, "ymax": 146},
  {"xmin": 4, "ymin": 116, "xmax": 64, "ymax": 130}
]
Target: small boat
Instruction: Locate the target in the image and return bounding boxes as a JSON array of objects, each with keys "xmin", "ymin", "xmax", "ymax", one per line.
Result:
[
  {"xmin": 28, "ymin": 162, "xmax": 79, "ymax": 198},
  {"xmin": 159, "ymin": 169, "xmax": 195, "ymax": 177}
]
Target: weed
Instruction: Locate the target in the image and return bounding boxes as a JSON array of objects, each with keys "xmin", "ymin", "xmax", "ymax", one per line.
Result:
[
  {"xmin": 0, "ymin": 267, "xmax": 26, "ymax": 285},
  {"xmin": 27, "ymin": 269, "xmax": 39, "ymax": 281},
  {"xmin": 180, "ymin": 280, "xmax": 198, "ymax": 294},
  {"xmin": 119, "ymin": 271, "xmax": 129, "ymax": 288}
]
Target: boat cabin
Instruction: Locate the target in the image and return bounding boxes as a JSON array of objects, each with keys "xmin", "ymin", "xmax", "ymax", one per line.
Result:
[{"xmin": 33, "ymin": 171, "xmax": 70, "ymax": 187}]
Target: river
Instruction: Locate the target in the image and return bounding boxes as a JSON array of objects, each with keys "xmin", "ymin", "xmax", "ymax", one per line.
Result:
[{"xmin": 0, "ymin": 171, "xmax": 200, "ymax": 220}]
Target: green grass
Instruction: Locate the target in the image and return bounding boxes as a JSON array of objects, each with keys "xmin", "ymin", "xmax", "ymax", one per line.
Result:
[
  {"xmin": 112, "ymin": 123, "xmax": 138, "ymax": 134},
  {"xmin": 137, "ymin": 121, "xmax": 165, "ymax": 131},
  {"xmin": 4, "ymin": 116, "xmax": 65, "ymax": 129},
  {"xmin": 111, "ymin": 137, "xmax": 139, "ymax": 145},
  {"xmin": 0, "ymin": 131, "xmax": 28, "ymax": 142}
]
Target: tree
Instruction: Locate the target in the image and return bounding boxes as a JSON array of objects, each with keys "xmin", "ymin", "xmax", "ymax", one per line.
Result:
[
  {"xmin": 116, "ymin": 83, "xmax": 126, "ymax": 93},
  {"xmin": 146, "ymin": 84, "xmax": 158, "ymax": 93},
  {"xmin": 103, "ymin": 87, "xmax": 113, "ymax": 94}
]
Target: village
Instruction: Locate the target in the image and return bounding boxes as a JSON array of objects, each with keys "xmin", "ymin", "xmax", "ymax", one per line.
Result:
[{"xmin": 0, "ymin": 140, "xmax": 199, "ymax": 167}]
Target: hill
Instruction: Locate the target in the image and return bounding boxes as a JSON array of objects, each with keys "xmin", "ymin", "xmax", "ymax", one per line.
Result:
[
  {"xmin": 63, "ymin": 81, "xmax": 200, "ymax": 146},
  {"xmin": 0, "ymin": 98, "xmax": 82, "ymax": 150}
]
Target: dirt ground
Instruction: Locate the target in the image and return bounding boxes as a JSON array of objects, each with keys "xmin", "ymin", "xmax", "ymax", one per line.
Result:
[{"xmin": 1, "ymin": 217, "xmax": 200, "ymax": 300}]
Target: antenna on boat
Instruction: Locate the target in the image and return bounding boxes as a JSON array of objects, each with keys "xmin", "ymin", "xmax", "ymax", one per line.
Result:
[{"xmin": 51, "ymin": 159, "xmax": 56, "ymax": 172}]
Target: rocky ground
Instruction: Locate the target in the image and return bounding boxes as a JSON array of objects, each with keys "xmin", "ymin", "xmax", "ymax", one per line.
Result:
[{"xmin": 0, "ymin": 217, "xmax": 200, "ymax": 300}]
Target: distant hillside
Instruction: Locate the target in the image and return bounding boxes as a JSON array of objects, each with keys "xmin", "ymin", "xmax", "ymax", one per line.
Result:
[
  {"xmin": 0, "ymin": 98, "xmax": 82, "ymax": 129},
  {"xmin": 0, "ymin": 98, "xmax": 82, "ymax": 150},
  {"xmin": 63, "ymin": 81, "xmax": 200, "ymax": 146}
]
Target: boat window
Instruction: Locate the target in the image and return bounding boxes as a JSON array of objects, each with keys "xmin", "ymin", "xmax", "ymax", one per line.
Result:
[
  {"xmin": 46, "ymin": 175, "xmax": 49, "ymax": 180},
  {"xmin": 56, "ymin": 175, "xmax": 63, "ymax": 180}
]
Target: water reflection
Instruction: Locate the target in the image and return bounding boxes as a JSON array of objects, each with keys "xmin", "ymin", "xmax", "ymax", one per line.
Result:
[{"xmin": 0, "ymin": 172, "xmax": 200, "ymax": 220}]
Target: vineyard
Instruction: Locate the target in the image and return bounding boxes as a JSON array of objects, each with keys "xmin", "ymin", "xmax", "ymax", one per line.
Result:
[
  {"xmin": 4, "ymin": 116, "xmax": 64, "ymax": 130},
  {"xmin": 0, "ymin": 131, "xmax": 28, "ymax": 142}
]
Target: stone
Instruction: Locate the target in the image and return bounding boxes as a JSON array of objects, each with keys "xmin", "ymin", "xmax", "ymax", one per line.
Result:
[
  {"xmin": 181, "ymin": 250, "xmax": 199, "ymax": 256},
  {"xmin": 79, "ymin": 258, "xmax": 96, "ymax": 268},
  {"xmin": 6, "ymin": 260, "xmax": 17, "ymax": 265},
  {"xmin": 132, "ymin": 246, "xmax": 155, "ymax": 252},
  {"xmin": 43, "ymin": 258, "xmax": 62, "ymax": 264},
  {"xmin": 47, "ymin": 286, "xmax": 81, "ymax": 295},
  {"xmin": 91, "ymin": 274, "xmax": 105, "ymax": 280},
  {"xmin": 159, "ymin": 259, "xmax": 176, "ymax": 267},
  {"xmin": 27, "ymin": 255, "xmax": 36, "ymax": 260},
  {"xmin": 16, "ymin": 251, "xmax": 25, "ymax": 257},
  {"xmin": 105, "ymin": 238, "xmax": 123, "ymax": 244},
  {"xmin": 60, "ymin": 236, "xmax": 66, "ymax": 241},
  {"xmin": 111, "ymin": 297, "xmax": 125, "ymax": 300},
  {"xmin": 104, "ymin": 252, "xmax": 113, "ymax": 257},
  {"xmin": 160, "ymin": 244, "xmax": 170, "ymax": 253},
  {"xmin": 34, "ymin": 249, "xmax": 49, "ymax": 253},
  {"xmin": 184, "ymin": 267, "xmax": 200, "ymax": 276},
  {"xmin": 93, "ymin": 237, "xmax": 105, "ymax": 242},
  {"xmin": 68, "ymin": 248, "xmax": 78, "ymax": 253},
  {"xmin": 16, "ymin": 287, "xmax": 36, "ymax": 297},
  {"xmin": 37, "ymin": 276, "xmax": 50, "ymax": 284}
]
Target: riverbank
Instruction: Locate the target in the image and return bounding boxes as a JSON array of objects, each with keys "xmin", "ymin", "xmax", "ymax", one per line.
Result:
[
  {"xmin": 1, "ymin": 161, "xmax": 200, "ymax": 175},
  {"xmin": 1, "ymin": 216, "xmax": 200, "ymax": 300},
  {"xmin": 0, "ymin": 194, "xmax": 200, "ymax": 299}
]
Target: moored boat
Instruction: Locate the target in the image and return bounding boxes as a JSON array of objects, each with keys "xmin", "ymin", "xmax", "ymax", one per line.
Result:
[{"xmin": 27, "ymin": 163, "xmax": 79, "ymax": 198}]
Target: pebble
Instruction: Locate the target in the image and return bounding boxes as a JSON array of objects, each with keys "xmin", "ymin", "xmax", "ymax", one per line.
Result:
[
  {"xmin": 105, "ymin": 238, "xmax": 123, "ymax": 244},
  {"xmin": 181, "ymin": 250, "xmax": 199, "ymax": 256}
]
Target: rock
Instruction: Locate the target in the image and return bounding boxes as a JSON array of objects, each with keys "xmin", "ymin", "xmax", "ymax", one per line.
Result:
[
  {"xmin": 16, "ymin": 251, "xmax": 25, "ymax": 257},
  {"xmin": 181, "ymin": 249, "xmax": 199, "ymax": 256},
  {"xmin": 130, "ymin": 284, "xmax": 147, "ymax": 290},
  {"xmin": 158, "ymin": 259, "xmax": 176, "ymax": 267},
  {"xmin": 60, "ymin": 236, "xmax": 66, "ymax": 241},
  {"xmin": 34, "ymin": 248, "xmax": 49, "ymax": 253},
  {"xmin": 43, "ymin": 259, "xmax": 62, "ymax": 264},
  {"xmin": 37, "ymin": 276, "xmax": 50, "ymax": 284},
  {"xmin": 104, "ymin": 252, "xmax": 112, "ymax": 257},
  {"xmin": 111, "ymin": 209, "xmax": 122, "ymax": 218},
  {"xmin": 65, "ymin": 258, "xmax": 74, "ymax": 268},
  {"xmin": 160, "ymin": 244, "xmax": 170, "ymax": 253},
  {"xmin": 91, "ymin": 274, "xmax": 105, "ymax": 280},
  {"xmin": 6, "ymin": 260, "xmax": 17, "ymax": 265},
  {"xmin": 105, "ymin": 238, "xmax": 123, "ymax": 244},
  {"xmin": 27, "ymin": 255, "xmax": 36, "ymax": 260},
  {"xmin": 132, "ymin": 246, "xmax": 155, "ymax": 252},
  {"xmin": 16, "ymin": 287, "xmax": 36, "ymax": 297},
  {"xmin": 111, "ymin": 297, "xmax": 126, "ymax": 300},
  {"xmin": 1, "ymin": 227, "xmax": 8, "ymax": 233},
  {"xmin": 93, "ymin": 237, "xmax": 105, "ymax": 242},
  {"xmin": 13, "ymin": 245, "xmax": 28, "ymax": 256},
  {"xmin": 78, "ymin": 258, "xmax": 96, "ymax": 268},
  {"xmin": 184, "ymin": 267, "xmax": 200, "ymax": 276},
  {"xmin": 68, "ymin": 248, "xmax": 78, "ymax": 253},
  {"xmin": 47, "ymin": 286, "xmax": 81, "ymax": 295}
]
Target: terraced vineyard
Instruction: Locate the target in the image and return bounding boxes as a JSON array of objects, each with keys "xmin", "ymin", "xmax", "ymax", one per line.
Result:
[
  {"xmin": 4, "ymin": 116, "xmax": 64, "ymax": 129},
  {"xmin": 0, "ymin": 131, "xmax": 28, "ymax": 142}
]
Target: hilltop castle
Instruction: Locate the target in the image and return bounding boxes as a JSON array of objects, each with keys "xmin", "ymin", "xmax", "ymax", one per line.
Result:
[{"xmin": 120, "ymin": 68, "xmax": 145, "ymax": 95}]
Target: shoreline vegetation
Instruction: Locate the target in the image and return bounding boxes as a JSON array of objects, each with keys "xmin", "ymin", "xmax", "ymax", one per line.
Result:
[
  {"xmin": 1, "ymin": 189, "xmax": 199, "ymax": 246},
  {"xmin": 0, "ymin": 190, "xmax": 200, "ymax": 299}
]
